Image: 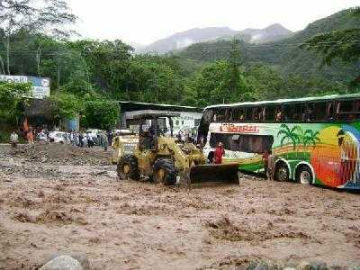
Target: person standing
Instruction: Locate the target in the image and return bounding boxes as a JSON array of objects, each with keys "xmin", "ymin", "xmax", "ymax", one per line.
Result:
[
  {"xmin": 79, "ymin": 133, "xmax": 84, "ymax": 147},
  {"xmin": 267, "ymin": 151, "xmax": 278, "ymax": 181},
  {"xmin": 102, "ymin": 132, "xmax": 109, "ymax": 151},
  {"xmin": 10, "ymin": 131, "xmax": 19, "ymax": 148},
  {"xmin": 262, "ymin": 150, "xmax": 270, "ymax": 179},
  {"xmin": 87, "ymin": 133, "xmax": 94, "ymax": 148},
  {"xmin": 214, "ymin": 142, "xmax": 225, "ymax": 164},
  {"xmin": 107, "ymin": 130, "xmax": 113, "ymax": 147},
  {"xmin": 27, "ymin": 127, "xmax": 34, "ymax": 145}
]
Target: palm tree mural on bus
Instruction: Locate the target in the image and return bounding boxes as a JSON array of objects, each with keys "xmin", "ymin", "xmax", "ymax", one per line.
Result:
[
  {"xmin": 277, "ymin": 124, "xmax": 321, "ymax": 159},
  {"xmin": 277, "ymin": 124, "xmax": 300, "ymax": 150},
  {"xmin": 303, "ymin": 129, "xmax": 321, "ymax": 149}
]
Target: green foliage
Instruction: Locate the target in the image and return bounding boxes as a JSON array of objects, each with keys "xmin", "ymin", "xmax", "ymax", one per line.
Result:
[
  {"xmin": 178, "ymin": 8, "xmax": 360, "ymax": 88},
  {"xmin": 0, "ymin": 82, "xmax": 31, "ymax": 110},
  {"xmin": 50, "ymin": 92, "xmax": 83, "ymax": 119},
  {"xmin": 302, "ymin": 7, "xmax": 360, "ymax": 85},
  {"xmin": 0, "ymin": 82, "xmax": 31, "ymax": 127},
  {"xmin": 1, "ymin": 6, "xmax": 360, "ymax": 134},
  {"xmin": 189, "ymin": 60, "xmax": 248, "ymax": 106},
  {"xmin": 81, "ymin": 99, "xmax": 120, "ymax": 130}
]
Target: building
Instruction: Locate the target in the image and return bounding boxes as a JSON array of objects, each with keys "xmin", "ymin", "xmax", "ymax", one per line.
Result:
[{"xmin": 119, "ymin": 101, "xmax": 203, "ymax": 134}]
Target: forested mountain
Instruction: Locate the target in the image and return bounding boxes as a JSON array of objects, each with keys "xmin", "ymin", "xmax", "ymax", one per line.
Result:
[
  {"xmin": 178, "ymin": 9, "xmax": 360, "ymax": 84},
  {"xmin": 140, "ymin": 27, "xmax": 238, "ymax": 54},
  {"xmin": 1, "ymin": 3, "xmax": 359, "ymax": 132},
  {"xmin": 239, "ymin": 23, "xmax": 293, "ymax": 44},
  {"xmin": 140, "ymin": 24, "xmax": 292, "ymax": 54}
]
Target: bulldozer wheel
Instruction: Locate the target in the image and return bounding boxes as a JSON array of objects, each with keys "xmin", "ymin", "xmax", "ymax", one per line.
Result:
[
  {"xmin": 153, "ymin": 159, "xmax": 177, "ymax": 185},
  {"xmin": 117, "ymin": 155, "xmax": 140, "ymax": 181}
]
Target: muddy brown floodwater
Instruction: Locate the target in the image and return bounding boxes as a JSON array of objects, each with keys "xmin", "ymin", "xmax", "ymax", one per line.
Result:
[{"xmin": 0, "ymin": 144, "xmax": 359, "ymax": 270}]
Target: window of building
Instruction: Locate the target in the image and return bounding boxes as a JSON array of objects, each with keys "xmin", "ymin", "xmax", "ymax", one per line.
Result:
[{"xmin": 209, "ymin": 133, "xmax": 274, "ymax": 154}]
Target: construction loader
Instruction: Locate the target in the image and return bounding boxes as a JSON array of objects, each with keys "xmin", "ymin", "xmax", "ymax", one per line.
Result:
[{"xmin": 115, "ymin": 112, "xmax": 239, "ymax": 185}]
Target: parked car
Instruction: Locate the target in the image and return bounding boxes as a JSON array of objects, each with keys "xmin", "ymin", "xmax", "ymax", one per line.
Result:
[{"xmin": 48, "ymin": 131, "xmax": 68, "ymax": 144}]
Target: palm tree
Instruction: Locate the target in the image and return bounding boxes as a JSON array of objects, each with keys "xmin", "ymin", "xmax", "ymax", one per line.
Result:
[
  {"xmin": 303, "ymin": 129, "xmax": 321, "ymax": 150},
  {"xmin": 277, "ymin": 124, "xmax": 300, "ymax": 152}
]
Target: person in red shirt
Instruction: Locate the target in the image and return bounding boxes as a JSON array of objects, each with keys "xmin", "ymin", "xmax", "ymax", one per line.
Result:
[{"xmin": 214, "ymin": 142, "xmax": 225, "ymax": 164}]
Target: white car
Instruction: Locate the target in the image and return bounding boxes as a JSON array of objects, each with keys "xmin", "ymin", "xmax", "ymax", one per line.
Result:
[{"xmin": 48, "ymin": 131, "xmax": 68, "ymax": 144}]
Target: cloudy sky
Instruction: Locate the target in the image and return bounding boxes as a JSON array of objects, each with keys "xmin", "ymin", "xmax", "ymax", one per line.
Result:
[{"xmin": 68, "ymin": 0, "xmax": 359, "ymax": 45}]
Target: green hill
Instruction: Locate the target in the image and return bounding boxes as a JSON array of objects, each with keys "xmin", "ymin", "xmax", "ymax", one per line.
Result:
[{"xmin": 177, "ymin": 8, "xmax": 360, "ymax": 83}]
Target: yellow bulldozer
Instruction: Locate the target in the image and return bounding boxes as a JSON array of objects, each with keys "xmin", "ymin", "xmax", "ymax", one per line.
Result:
[{"xmin": 114, "ymin": 112, "xmax": 239, "ymax": 185}]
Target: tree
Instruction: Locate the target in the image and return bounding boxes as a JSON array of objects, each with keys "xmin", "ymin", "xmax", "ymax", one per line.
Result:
[
  {"xmin": 81, "ymin": 99, "xmax": 120, "ymax": 130},
  {"xmin": 227, "ymin": 38, "xmax": 247, "ymax": 101},
  {"xmin": 0, "ymin": 81, "xmax": 31, "ymax": 125},
  {"xmin": 0, "ymin": 0, "xmax": 76, "ymax": 75},
  {"xmin": 302, "ymin": 7, "xmax": 360, "ymax": 86}
]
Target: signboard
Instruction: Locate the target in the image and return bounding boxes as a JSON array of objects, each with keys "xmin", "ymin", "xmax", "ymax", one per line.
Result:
[{"xmin": 0, "ymin": 75, "xmax": 50, "ymax": 99}]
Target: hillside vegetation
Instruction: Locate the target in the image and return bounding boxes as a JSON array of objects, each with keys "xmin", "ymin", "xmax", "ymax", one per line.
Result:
[
  {"xmin": 0, "ymin": 2, "xmax": 359, "ymax": 131},
  {"xmin": 178, "ymin": 9, "xmax": 360, "ymax": 84}
]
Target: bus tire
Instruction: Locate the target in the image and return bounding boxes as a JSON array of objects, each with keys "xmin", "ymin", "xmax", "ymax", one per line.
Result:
[
  {"xmin": 296, "ymin": 165, "xmax": 313, "ymax": 185},
  {"xmin": 274, "ymin": 162, "xmax": 289, "ymax": 182}
]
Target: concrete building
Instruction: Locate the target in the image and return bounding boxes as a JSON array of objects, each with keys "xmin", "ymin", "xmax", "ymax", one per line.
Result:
[{"xmin": 119, "ymin": 101, "xmax": 203, "ymax": 135}]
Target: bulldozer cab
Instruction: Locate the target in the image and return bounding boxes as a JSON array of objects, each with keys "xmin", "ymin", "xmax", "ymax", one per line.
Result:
[{"xmin": 134, "ymin": 112, "xmax": 180, "ymax": 151}]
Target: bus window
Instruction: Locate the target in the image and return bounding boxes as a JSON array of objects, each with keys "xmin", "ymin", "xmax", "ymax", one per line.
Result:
[
  {"xmin": 203, "ymin": 109, "xmax": 214, "ymax": 124},
  {"xmin": 284, "ymin": 103, "xmax": 306, "ymax": 122},
  {"xmin": 225, "ymin": 108, "xmax": 233, "ymax": 121},
  {"xmin": 252, "ymin": 107, "xmax": 263, "ymax": 122},
  {"xmin": 233, "ymin": 107, "xmax": 245, "ymax": 121},
  {"xmin": 336, "ymin": 100, "xmax": 356, "ymax": 121},
  {"xmin": 245, "ymin": 108, "xmax": 252, "ymax": 121},
  {"xmin": 214, "ymin": 108, "xmax": 226, "ymax": 122},
  {"xmin": 327, "ymin": 102, "xmax": 335, "ymax": 121},
  {"xmin": 308, "ymin": 102, "xmax": 327, "ymax": 121},
  {"xmin": 210, "ymin": 133, "xmax": 274, "ymax": 154},
  {"xmin": 275, "ymin": 106, "xmax": 283, "ymax": 122},
  {"xmin": 264, "ymin": 106, "xmax": 276, "ymax": 122}
]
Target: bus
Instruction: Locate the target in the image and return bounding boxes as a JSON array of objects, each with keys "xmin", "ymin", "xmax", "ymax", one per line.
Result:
[{"xmin": 197, "ymin": 94, "xmax": 360, "ymax": 190}]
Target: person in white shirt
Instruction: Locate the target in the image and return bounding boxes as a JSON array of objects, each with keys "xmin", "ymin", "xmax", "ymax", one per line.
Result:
[{"xmin": 10, "ymin": 131, "xmax": 19, "ymax": 148}]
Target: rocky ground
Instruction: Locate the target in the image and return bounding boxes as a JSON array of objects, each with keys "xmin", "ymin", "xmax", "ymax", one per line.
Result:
[{"xmin": 0, "ymin": 144, "xmax": 359, "ymax": 270}]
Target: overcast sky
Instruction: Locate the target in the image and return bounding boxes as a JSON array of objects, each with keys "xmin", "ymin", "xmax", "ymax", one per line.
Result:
[{"xmin": 68, "ymin": 0, "xmax": 359, "ymax": 45}]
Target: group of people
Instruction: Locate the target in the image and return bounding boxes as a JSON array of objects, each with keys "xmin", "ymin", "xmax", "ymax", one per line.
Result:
[{"xmin": 9, "ymin": 127, "xmax": 113, "ymax": 152}]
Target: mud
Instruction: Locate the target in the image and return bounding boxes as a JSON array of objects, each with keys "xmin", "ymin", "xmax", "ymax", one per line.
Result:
[{"xmin": 0, "ymin": 144, "xmax": 359, "ymax": 270}]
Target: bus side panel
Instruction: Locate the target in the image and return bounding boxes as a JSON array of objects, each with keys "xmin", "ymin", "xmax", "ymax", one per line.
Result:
[{"xmin": 207, "ymin": 122, "xmax": 360, "ymax": 190}]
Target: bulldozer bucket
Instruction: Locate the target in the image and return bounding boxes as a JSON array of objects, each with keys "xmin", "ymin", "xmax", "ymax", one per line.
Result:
[{"xmin": 189, "ymin": 163, "xmax": 239, "ymax": 184}]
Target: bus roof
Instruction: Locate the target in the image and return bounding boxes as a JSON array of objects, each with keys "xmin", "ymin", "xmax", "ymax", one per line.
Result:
[{"xmin": 204, "ymin": 93, "xmax": 360, "ymax": 110}]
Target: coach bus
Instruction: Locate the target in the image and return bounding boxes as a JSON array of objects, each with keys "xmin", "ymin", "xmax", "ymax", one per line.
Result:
[{"xmin": 197, "ymin": 94, "xmax": 360, "ymax": 190}]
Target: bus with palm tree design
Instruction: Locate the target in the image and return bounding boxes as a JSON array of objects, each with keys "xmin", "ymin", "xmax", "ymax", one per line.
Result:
[{"xmin": 198, "ymin": 94, "xmax": 360, "ymax": 190}]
